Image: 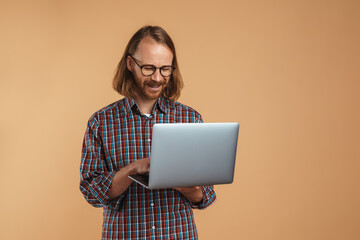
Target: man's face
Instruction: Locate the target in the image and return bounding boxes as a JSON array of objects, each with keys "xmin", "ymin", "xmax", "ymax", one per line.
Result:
[{"xmin": 127, "ymin": 37, "xmax": 174, "ymax": 101}]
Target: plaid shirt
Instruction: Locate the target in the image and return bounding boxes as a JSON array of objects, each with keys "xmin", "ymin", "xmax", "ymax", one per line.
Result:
[{"xmin": 80, "ymin": 97, "xmax": 216, "ymax": 239}]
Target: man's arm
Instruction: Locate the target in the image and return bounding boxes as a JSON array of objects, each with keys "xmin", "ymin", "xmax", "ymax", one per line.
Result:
[
  {"xmin": 175, "ymin": 187, "xmax": 204, "ymax": 203},
  {"xmin": 108, "ymin": 158, "xmax": 150, "ymax": 200},
  {"xmin": 80, "ymin": 115, "xmax": 150, "ymax": 208},
  {"xmin": 177, "ymin": 186, "xmax": 217, "ymax": 209}
]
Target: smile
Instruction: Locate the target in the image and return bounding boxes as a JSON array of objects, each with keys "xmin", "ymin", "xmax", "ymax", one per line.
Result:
[{"xmin": 146, "ymin": 84, "xmax": 162, "ymax": 91}]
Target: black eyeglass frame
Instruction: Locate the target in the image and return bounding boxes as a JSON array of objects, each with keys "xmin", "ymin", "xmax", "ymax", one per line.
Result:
[{"xmin": 128, "ymin": 54, "xmax": 176, "ymax": 77}]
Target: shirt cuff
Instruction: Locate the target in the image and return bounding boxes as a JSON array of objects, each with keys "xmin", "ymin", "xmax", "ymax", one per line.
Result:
[
  {"xmin": 104, "ymin": 172, "xmax": 128, "ymax": 210},
  {"xmin": 189, "ymin": 186, "xmax": 216, "ymax": 209},
  {"xmin": 86, "ymin": 171, "xmax": 127, "ymax": 210}
]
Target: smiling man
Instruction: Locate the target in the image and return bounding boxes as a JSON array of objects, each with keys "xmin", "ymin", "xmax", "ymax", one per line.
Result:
[{"xmin": 80, "ymin": 26, "xmax": 216, "ymax": 239}]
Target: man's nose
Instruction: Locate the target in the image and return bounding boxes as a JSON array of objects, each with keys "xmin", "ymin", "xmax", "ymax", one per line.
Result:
[{"xmin": 151, "ymin": 68, "xmax": 162, "ymax": 82}]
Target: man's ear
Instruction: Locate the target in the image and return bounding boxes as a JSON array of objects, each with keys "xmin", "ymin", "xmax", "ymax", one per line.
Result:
[{"xmin": 126, "ymin": 55, "xmax": 132, "ymax": 71}]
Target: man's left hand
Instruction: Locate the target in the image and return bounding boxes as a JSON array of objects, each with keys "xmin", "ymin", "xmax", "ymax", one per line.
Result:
[{"xmin": 174, "ymin": 186, "xmax": 203, "ymax": 203}]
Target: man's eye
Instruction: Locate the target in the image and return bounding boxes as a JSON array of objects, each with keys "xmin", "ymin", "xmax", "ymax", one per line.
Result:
[{"xmin": 144, "ymin": 66, "xmax": 155, "ymax": 70}]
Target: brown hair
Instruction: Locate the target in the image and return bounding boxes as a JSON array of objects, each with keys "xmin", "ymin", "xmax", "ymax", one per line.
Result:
[{"xmin": 113, "ymin": 25, "xmax": 183, "ymax": 100}]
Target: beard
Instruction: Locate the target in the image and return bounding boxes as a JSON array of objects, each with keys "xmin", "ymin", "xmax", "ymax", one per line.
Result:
[{"xmin": 133, "ymin": 77, "xmax": 167, "ymax": 100}]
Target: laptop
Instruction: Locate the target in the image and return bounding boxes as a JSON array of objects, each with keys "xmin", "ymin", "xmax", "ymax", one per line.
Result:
[{"xmin": 128, "ymin": 122, "xmax": 239, "ymax": 189}]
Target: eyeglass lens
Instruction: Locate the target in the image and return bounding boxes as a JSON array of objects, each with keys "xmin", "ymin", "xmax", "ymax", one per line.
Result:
[{"xmin": 142, "ymin": 66, "xmax": 173, "ymax": 77}]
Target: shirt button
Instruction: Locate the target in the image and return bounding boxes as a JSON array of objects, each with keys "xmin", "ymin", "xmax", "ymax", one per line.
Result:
[
  {"xmin": 147, "ymin": 139, "xmax": 151, "ymax": 142},
  {"xmin": 152, "ymin": 226, "xmax": 155, "ymax": 230},
  {"xmin": 150, "ymin": 203, "xmax": 154, "ymax": 207}
]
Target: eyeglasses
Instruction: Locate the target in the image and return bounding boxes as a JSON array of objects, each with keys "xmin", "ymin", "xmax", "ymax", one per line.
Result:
[{"xmin": 129, "ymin": 54, "xmax": 175, "ymax": 77}]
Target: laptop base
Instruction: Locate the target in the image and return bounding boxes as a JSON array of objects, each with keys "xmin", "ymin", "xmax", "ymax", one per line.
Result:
[{"xmin": 129, "ymin": 174, "xmax": 149, "ymax": 189}]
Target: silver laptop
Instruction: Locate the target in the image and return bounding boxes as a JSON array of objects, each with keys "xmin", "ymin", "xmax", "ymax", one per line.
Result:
[{"xmin": 129, "ymin": 122, "xmax": 239, "ymax": 189}]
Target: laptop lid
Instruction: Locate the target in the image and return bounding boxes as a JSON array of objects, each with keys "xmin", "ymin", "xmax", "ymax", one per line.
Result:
[{"xmin": 130, "ymin": 122, "xmax": 238, "ymax": 189}]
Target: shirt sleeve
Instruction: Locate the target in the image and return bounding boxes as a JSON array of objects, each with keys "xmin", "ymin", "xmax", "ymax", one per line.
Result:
[
  {"xmin": 189, "ymin": 186, "xmax": 216, "ymax": 209},
  {"xmin": 79, "ymin": 115, "xmax": 126, "ymax": 210}
]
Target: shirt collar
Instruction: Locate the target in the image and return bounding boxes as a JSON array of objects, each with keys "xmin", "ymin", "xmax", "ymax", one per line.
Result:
[
  {"xmin": 156, "ymin": 96, "xmax": 168, "ymax": 114},
  {"xmin": 123, "ymin": 96, "xmax": 169, "ymax": 116}
]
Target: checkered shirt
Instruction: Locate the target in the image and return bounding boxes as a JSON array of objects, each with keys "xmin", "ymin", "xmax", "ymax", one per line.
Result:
[{"xmin": 80, "ymin": 97, "xmax": 216, "ymax": 239}]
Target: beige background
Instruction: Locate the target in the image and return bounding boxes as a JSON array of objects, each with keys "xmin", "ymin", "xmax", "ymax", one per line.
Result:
[{"xmin": 1, "ymin": 0, "xmax": 359, "ymax": 239}]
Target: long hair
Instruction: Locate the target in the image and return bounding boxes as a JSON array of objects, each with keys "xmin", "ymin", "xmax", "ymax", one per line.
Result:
[{"xmin": 113, "ymin": 26, "xmax": 183, "ymax": 100}]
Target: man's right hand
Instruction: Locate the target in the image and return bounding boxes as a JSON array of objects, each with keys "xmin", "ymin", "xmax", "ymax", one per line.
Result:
[
  {"xmin": 128, "ymin": 158, "xmax": 150, "ymax": 175},
  {"xmin": 109, "ymin": 158, "xmax": 150, "ymax": 200}
]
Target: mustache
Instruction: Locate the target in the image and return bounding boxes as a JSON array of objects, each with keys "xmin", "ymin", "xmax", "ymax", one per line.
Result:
[{"xmin": 144, "ymin": 80, "xmax": 166, "ymax": 87}]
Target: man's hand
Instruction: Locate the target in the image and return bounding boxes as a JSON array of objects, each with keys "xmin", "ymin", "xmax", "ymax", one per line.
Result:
[
  {"xmin": 109, "ymin": 158, "xmax": 150, "ymax": 200},
  {"xmin": 128, "ymin": 158, "xmax": 150, "ymax": 175},
  {"xmin": 174, "ymin": 186, "xmax": 203, "ymax": 203}
]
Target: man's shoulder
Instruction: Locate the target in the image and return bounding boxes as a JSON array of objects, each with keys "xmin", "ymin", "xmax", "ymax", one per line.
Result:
[
  {"xmin": 166, "ymin": 99, "xmax": 199, "ymax": 113},
  {"xmin": 164, "ymin": 98, "xmax": 203, "ymax": 121},
  {"xmin": 88, "ymin": 98, "xmax": 126, "ymax": 121}
]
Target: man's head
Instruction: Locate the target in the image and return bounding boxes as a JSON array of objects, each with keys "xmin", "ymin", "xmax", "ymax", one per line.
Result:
[{"xmin": 113, "ymin": 26, "xmax": 183, "ymax": 101}]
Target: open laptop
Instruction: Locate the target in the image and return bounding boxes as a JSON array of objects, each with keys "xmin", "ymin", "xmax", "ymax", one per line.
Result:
[{"xmin": 128, "ymin": 122, "xmax": 239, "ymax": 189}]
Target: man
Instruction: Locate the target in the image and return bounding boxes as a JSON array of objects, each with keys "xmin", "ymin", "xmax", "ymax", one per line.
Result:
[{"xmin": 80, "ymin": 25, "xmax": 216, "ymax": 239}]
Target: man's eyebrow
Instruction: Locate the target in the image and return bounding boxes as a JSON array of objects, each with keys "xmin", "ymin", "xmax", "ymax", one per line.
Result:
[
  {"xmin": 143, "ymin": 63, "xmax": 173, "ymax": 67},
  {"xmin": 136, "ymin": 58, "xmax": 172, "ymax": 67}
]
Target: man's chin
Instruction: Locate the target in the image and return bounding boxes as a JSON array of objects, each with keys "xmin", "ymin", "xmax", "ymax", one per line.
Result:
[
  {"xmin": 144, "ymin": 92, "xmax": 162, "ymax": 100},
  {"xmin": 143, "ymin": 88, "xmax": 164, "ymax": 100}
]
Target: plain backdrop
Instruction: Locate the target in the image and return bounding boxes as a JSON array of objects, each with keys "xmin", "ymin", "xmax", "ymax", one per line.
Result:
[{"xmin": 1, "ymin": 0, "xmax": 359, "ymax": 239}]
